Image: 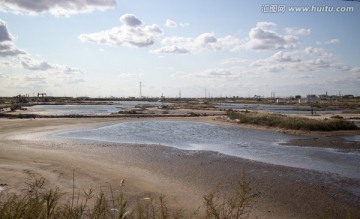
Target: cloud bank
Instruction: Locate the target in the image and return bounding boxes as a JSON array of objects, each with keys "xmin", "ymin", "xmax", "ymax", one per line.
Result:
[
  {"xmin": 153, "ymin": 21, "xmax": 307, "ymax": 54},
  {"xmin": 0, "ymin": 19, "xmax": 83, "ymax": 75},
  {"xmin": 0, "ymin": 0, "xmax": 116, "ymax": 17}
]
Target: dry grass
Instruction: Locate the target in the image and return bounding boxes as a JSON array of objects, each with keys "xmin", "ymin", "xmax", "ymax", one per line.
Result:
[
  {"xmin": 202, "ymin": 171, "xmax": 260, "ymax": 219},
  {"xmin": 0, "ymin": 171, "xmax": 260, "ymax": 219}
]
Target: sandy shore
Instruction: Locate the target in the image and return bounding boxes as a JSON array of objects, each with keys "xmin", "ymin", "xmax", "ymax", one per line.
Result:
[{"xmin": 0, "ymin": 117, "xmax": 359, "ymax": 218}]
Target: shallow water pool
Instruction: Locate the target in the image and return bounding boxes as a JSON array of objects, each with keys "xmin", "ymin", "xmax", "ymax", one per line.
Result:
[{"xmin": 56, "ymin": 121, "xmax": 360, "ymax": 179}]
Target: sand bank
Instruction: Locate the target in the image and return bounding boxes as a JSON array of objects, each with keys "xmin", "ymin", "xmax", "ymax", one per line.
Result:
[{"xmin": 0, "ymin": 117, "xmax": 359, "ymax": 218}]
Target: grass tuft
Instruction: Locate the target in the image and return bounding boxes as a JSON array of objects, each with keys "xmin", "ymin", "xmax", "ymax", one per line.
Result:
[{"xmin": 202, "ymin": 170, "xmax": 260, "ymax": 219}]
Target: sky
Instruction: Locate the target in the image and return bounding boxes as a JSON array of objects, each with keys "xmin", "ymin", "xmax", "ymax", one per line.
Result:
[{"xmin": 0, "ymin": 0, "xmax": 359, "ymax": 98}]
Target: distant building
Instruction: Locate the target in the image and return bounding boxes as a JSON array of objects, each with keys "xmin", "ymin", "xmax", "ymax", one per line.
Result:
[
  {"xmin": 253, "ymin": 95, "xmax": 263, "ymax": 100},
  {"xmin": 305, "ymin": 94, "xmax": 318, "ymax": 103},
  {"xmin": 276, "ymin": 98, "xmax": 286, "ymax": 103},
  {"xmin": 318, "ymin": 94, "xmax": 328, "ymax": 99},
  {"xmin": 343, "ymin": 95, "xmax": 354, "ymax": 99}
]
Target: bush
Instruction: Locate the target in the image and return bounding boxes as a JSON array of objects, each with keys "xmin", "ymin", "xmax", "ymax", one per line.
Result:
[{"xmin": 10, "ymin": 104, "xmax": 22, "ymax": 112}]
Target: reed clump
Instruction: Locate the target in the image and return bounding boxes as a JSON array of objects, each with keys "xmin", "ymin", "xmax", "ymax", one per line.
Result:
[
  {"xmin": 202, "ymin": 171, "xmax": 260, "ymax": 219},
  {"xmin": 227, "ymin": 111, "xmax": 358, "ymax": 131},
  {"xmin": 0, "ymin": 171, "xmax": 259, "ymax": 219}
]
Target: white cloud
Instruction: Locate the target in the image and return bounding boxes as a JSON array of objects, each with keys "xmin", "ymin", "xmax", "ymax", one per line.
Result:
[
  {"xmin": 120, "ymin": 14, "xmax": 142, "ymax": 27},
  {"xmin": 285, "ymin": 27, "xmax": 311, "ymax": 35},
  {"xmin": 118, "ymin": 73, "xmax": 137, "ymax": 78},
  {"xmin": 196, "ymin": 68, "xmax": 235, "ymax": 78},
  {"xmin": 269, "ymin": 51, "xmax": 301, "ymax": 63},
  {"xmin": 0, "ymin": 42, "xmax": 26, "ymax": 57},
  {"xmin": 24, "ymin": 74, "xmax": 47, "ymax": 83},
  {"xmin": 299, "ymin": 75, "xmax": 315, "ymax": 79},
  {"xmin": 256, "ymin": 21, "xmax": 277, "ymax": 29},
  {"xmin": 180, "ymin": 46, "xmax": 360, "ymax": 96},
  {"xmin": 153, "ymin": 46, "xmax": 190, "ymax": 54},
  {"xmin": 79, "ymin": 14, "xmax": 163, "ymax": 48},
  {"xmin": 0, "ymin": 71, "xmax": 86, "ymax": 96},
  {"xmin": 327, "ymin": 39, "xmax": 340, "ymax": 44},
  {"xmin": 2, "ymin": 52, "xmax": 82, "ymax": 86},
  {"xmin": 328, "ymin": 39, "xmax": 340, "ymax": 44},
  {"xmin": 195, "ymin": 33, "xmax": 218, "ymax": 49},
  {"xmin": 19, "ymin": 56, "xmax": 83, "ymax": 74},
  {"xmin": 61, "ymin": 77, "xmax": 86, "ymax": 84},
  {"xmin": 21, "ymin": 59, "xmax": 52, "ymax": 71},
  {"xmin": 219, "ymin": 46, "xmax": 358, "ymax": 77},
  {"xmin": 0, "ymin": 20, "xmax": 26, "ymax": 57},
  {"xmin": 153, "ymin": 32, "xmax": 241, "ymax": 54},
  {"xmin": 156, "ymin": 22, "xmax": 308, "ymax": 54},
  {"xmin": 0, "ymin": 61, "xmax": 12, "ymax": 67},
  {"xmin": 304, "ymin": 47, "xmax": 332, "ymax": 58},
  {"xmin": 182, "ymin": 68, "xmax": 240, "ymax": 88},
  {"xmin": 63, "ymin": 66, "xmax": 83, "ymax": 74},
  {"xmin": 0, "ymin": 19, "xmax": 12, "ymax": 41},
  {"xmin": 0, "ymin": 0, "xmax": 116, "ymax": 17},
  {"xmin": 269, "ymin": 50, "xmax": 355, "ymax": 74},
  {"xmin": 317, "ymin": 39, "xmax": 341, "ymax": 45},
  {"xmin": 220, "ymin": 58, "xmax": 251, "ymax": 65},
  {"xmin": 179, "ymin": 23, "xmax": 190, "ymax": 27},
  {"xmin": 1, "ymin": 19, "xmax": 83, "ymax": 76},
  {"xmin": 117, "ymin": 73, "xmax": 144, "ymax": 79},
  {"xmin": 165, "ymin": 19, "xmax": 177, "ymax": 28},
  {"xmin": 350, "ymin": 67, "xmax": 360, "ymax": 73},
  {"xmin": 246, "ymin": 24, "xmax": 299, "ymax": 50},
  {"xmin": 0, "ymin": 73, "xmax": 9, "ymax": 78}
]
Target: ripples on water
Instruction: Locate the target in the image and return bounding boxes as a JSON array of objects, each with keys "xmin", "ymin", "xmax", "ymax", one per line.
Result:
[{"xmin": 57, "ymin": 121, "xmax": 360, "ymax": 179}]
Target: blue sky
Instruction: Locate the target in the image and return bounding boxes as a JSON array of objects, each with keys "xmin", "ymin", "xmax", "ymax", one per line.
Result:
[{"xmin": 0, "ymin": 0, "xmax": 359, "ymax": 98}]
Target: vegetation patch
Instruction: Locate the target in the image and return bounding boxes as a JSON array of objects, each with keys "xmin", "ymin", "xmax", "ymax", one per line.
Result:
[
  {"xmin": 227, "ymin": 111, "xmax": 358, "ymax": 131},
  {"xmin": 118, "ymin": 110, "xmax": 139, "ymax": 115},
  {"xmin": 10, "ymin": 104, "xmax": 23, "ymax": 112},
  {"xmin": 0, "ymin": 172, "xmax": 259, "ymax": 219}
]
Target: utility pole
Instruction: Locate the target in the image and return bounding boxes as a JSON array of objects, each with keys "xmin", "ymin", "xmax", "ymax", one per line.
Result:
[{"xmin": 139, "ymin": 81, "xmax": 142, "ymax": 98}]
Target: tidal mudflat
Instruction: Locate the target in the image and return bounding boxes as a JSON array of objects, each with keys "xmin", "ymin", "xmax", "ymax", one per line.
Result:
[
  {"xmin": 1, "ymin": 117, "xmax": 359, "ymax": 218},
  {"xmin": 56, "ymin": 120, "xmax": 360, "ymax": 179}
]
